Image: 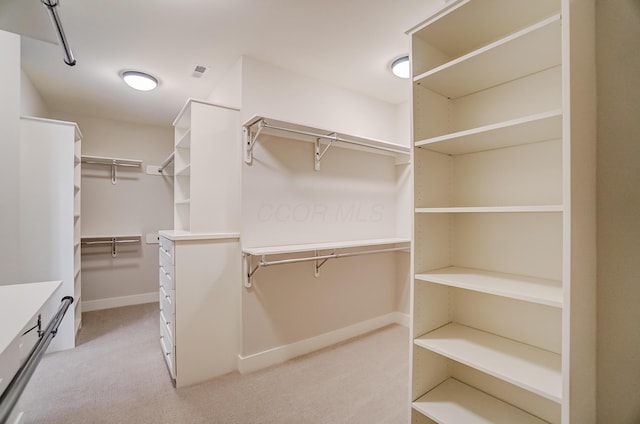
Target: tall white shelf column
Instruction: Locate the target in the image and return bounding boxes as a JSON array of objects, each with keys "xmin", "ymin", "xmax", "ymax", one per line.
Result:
[
  {"xmin": 19, "ymin": 116, "xmax": 83, "ymax": 351},
  {"xmin": 159, "ymin": 99, "xmax": 241, "ymax": 387},
  {"xmin": 408, "ymin": 1, "xmax": 595, "ymax": 423}
]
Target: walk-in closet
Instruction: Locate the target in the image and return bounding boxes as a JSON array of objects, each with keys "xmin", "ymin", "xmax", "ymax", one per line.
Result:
[{"xmin": 1, "ymin": 0, "xmax": 637, "ymax": 423}]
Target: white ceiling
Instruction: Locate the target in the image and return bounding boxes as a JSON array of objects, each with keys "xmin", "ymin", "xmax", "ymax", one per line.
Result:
[{"xmin": 0, "ymin": 0, "xmax": 439, "ymax": 127}]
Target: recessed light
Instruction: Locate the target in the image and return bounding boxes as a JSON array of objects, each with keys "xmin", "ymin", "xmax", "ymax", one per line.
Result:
[
  {"xmin": 391, "ymin": 56, "xmax": 410, "ymax": 79},
  {"xmin": 121, "ymin": 71, "xmax": 158, "ymax": 91}
]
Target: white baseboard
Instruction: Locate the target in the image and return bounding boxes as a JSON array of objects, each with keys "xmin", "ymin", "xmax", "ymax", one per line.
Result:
[
  {"xmin": 82, "ymin": 292, "xmax": 158, "ymax": 312},
  {"xmin": 238, "ymin": 311, "xmax": 409, "ymax": 375}
]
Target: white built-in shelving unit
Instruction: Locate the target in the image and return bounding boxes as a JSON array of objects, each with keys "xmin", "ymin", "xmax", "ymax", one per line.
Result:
[
  {"xmin": 409, "ymin": 0, "xmax": 595, "ymax": 423},
  {"xmin": 172, "ymin": 99, "xmax": 241, "ymax": 232},
  {"xmin": 19, "ymin": 116, "xmax": 83, "ymax": 350},
  {"xmin": 158, "ymin": 98, "xmax": 241, "ymax": 387}
]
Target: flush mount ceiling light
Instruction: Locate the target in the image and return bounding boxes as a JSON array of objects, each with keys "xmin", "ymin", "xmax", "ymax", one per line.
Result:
[
  {"xmin": 121, "ymin": 71, "xmax": 158, "ymax": 91},
  {"xmin": 391, "ymin": 56, "xmax": 410, "ymax": 79}
]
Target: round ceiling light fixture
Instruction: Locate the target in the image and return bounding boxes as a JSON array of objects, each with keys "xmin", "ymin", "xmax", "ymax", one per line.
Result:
[
  {"xmin": 391, "ymin": 56, "xmax": 410, "ymax": 79},
  {"xmin": 121, "ymin": 70, "xmax": 158, "ymax": 91}
]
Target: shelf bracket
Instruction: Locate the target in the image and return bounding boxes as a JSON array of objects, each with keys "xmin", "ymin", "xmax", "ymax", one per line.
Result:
[
  {"xmin": 244, "ymin": 119, "xmax": 265, "ymax": 165},
  {"xmin": 314, "ymin": 250, "xmax": 333, "ymax": 277},
  {"xmin": 314, "ymin": 135, "xmax": 336, "ymax": 171}
]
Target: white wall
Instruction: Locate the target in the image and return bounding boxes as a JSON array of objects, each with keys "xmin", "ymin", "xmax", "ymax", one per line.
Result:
[
  {"xmin": 52, "ymin": 114, "xmax": 174, "ymax": 310},
  {"xmin": 0, "ymin": 30, "xmax": 21, "ymax": 285},
  {"xmin": 20, "ymin": 68, "xmax": 49, "ymax": 118},
  {"xmin": 239, "ymin": 56, "xmax": 399, "ymax": 142},
  {"xmin": 596, "ymin": 1, "xmax": 640, "ymax": 422}
]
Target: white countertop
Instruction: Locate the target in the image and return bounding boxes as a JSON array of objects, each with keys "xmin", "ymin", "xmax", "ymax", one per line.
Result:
[{"xmin": 0, "ymin": 281, "xmax": 62, "ymax": 356}]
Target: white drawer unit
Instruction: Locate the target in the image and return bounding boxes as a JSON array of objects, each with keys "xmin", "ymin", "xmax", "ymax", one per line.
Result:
[{"xmin": 157, "ymin": 231, "xmax": 240, "ymax": 387}]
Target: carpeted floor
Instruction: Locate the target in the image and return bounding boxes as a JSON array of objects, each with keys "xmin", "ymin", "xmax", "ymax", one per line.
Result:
[{"xmin": 21, "ymin": 303, "xmax": 410, "ymax": 423}]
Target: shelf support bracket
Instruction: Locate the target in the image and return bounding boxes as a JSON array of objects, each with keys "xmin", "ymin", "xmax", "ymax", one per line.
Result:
[
  {"xmin": 314, "ymin": 250, "xmax": 333, "ymax": 277},
  {"xmin": 244, "ymin": 119, "xmax": 265, "ymax": 165},
  {"xmin": 314, "ymin": 134, "xmax": 336, "ymax": 171}
]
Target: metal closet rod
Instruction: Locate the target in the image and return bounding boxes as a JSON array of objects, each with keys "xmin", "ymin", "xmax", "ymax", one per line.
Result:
[
  {"xmin": 0, "ymin": 296, "xmax": 73, "ymax": 423},
  {"xmin": 41, "ymin": 0, "xmax": 76, "ymax": 66}
]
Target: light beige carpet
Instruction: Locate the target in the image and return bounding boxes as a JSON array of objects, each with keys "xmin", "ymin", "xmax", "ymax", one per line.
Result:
[{"xmin": 21, "ymin": 303, "xmax": 409, "ymax": 423}]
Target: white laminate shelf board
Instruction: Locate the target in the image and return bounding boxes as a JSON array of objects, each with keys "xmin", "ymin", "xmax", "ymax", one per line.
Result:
[
  {"xmin": 242, "ymin": 238, "xmax": 410, "ymax": 256},
  {"xmin": 415, "ymin": 205, "xmax": 563, "ymax": 214},
  {"xmin": 175, "ymin": 199, "xmax": 191, "ymax": 206},
  {"xmin": 412, "ymin": 378, "xmax": 547, "ymax": 424},
  {"xmin": 414, "ymin": 110, "xmax": 562, "ymax": 155},
  {"xmin": 413, "ymin": 14, "xmax": 561, "ymax": 99},
  {"xmin": 415, "ymin": 266, "xmax": 562, "ymax": 307},
  {"xmin": 176, "ymin": 129, "xmax": 191, "ymax": 149},
  {"xmin": 414, "ymin": 323, "xmax": 562, "ymax": 402}
]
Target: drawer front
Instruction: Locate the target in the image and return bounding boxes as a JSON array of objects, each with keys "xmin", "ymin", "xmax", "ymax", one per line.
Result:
[
  {"xmin": 159, "ymin": 316, "xmax": 175, "ymax": 379},
  {"xmin": 160, "ymin": 285, "xmax": 175, "ymax": 314},
  {"xmin": 159, "ymin": 308, "xmax": 175, "ymax": 345},
  {"xmin": 159, "ymin": 263, "xmax": 174, "ymax": 292},
  {"xmin": 159, "ymin": 236, "xmax": 174, "ymax": 264}
]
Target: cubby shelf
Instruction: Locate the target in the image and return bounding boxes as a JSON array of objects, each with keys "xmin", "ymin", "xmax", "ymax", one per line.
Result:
[
  {"xmin": 414, "ymin": 14, "xmax": 561, "ymax": 99},
  {"xmin": 412, "ymin": 378, "xmax": 548, "ymax": 424},
  {"xmin": 415, "ymin": 266, "xmax": 562, "ymax": 307},
  {"xmin": 414, "ymin": 109, "xmax": 562, "ymax": 155},
  {"xmin": 414, "ymin": 323, "xmax": 562, "ymax": 403},
  {"xmin": 175, "ymin": 164, "xmax": 191, "ymax": 176},
  {"xmin": 176, "ymin": 129, "xmax": 191, "ymax": 149}
]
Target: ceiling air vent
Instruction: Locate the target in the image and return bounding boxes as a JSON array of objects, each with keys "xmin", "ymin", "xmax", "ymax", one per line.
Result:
[{"xmin": 192, "ymin": 65, "xmax": 209, "ymax": 78}]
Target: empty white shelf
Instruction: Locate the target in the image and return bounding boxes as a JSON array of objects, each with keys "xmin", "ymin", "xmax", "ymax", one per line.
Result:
[
  {"xmin": 175, "ymin": 164, "xmax": 191, "ymax": 176},
  {"xmin": 176, "ymin": 128, "xmax": 191, "ymax": 149},
  {"xmin": 413, "ymin": 378, "xmax": 547, "ymax": 424},
  {"xmin": 414, "ymin": 15, "xmax": 561, "ymax": 99},
  {"xmin": 415, "ymin": 205, "xmax": 563, "ymax": 214},
  {"xmin": 175, "ymin": 199, "xmax": 191, "ymax": 206},
  {"xmin": 414, "ymin": 323, "xmax": 562, "ymax": 402},
  {"xmin": 243, "ymin": 237, "xmax": 410, "ymax": 256},
  {"xmin": 414, "ymin": 110, "xmax": 562, "ymax": 155},
  {"xmin": 415, "ymin": 266, "xmax": 562, "ymax": 307}
]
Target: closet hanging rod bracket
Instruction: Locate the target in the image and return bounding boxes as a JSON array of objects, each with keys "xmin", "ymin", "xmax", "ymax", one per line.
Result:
[
  {"xmin": 315, "ymin": 135, "xmax": 336, "ymax": 171},
  {"xmin": 244, "ymin": 119, "xmax": 266, "ymax": 164}
]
